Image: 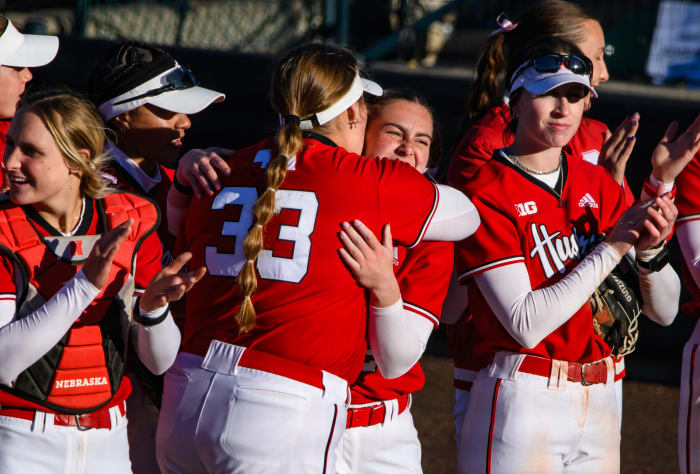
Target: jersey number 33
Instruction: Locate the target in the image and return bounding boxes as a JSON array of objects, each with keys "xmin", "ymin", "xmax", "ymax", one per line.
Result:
[{"xmin": 205, "ymin": 186, "xmax": 319, "ymax": 283}]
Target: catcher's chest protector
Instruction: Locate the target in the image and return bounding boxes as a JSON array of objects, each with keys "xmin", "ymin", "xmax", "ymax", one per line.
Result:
[{"xmin": 0, "ymin": 193, "xmax": 159, "ymax": 414}]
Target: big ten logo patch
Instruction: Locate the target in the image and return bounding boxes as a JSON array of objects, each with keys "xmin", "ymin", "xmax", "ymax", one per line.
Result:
[{"xmin": 515, "ymin": 201, "xmax": 538, "ymax": 217}]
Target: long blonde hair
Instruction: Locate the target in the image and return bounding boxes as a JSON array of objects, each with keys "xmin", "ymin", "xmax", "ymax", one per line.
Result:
[
  {"xmin": 234, "ymin": 43, "xmax": 360, "ymax": 333},
  {"xmin": 21, "ymin": 90, "xmax": 111, "ymax": 199}
]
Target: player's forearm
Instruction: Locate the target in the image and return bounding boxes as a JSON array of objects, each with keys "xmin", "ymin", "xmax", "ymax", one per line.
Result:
[
  {"xmin": 369, "ymin": 299, "xmax": 434, "ymax": 379},
  {"xmin": 476, "ymin": 243, "xmax": 620, "ymax": 349},
  {"xmin": 166, "ymin": 185, "xmax": 192, "ymax": 235},
  {"xmin": 132, "ymin": 305, "xmax": 181, "ymax": 375},
  {"xmin": 424, "ymin": 185, "xmax": 480, "ymax": 242},
  {"xmin": 0, "ymin": 270, "xmax": 100, "ymax": 384},
  {"xmin": 637, "ymin": 263, "xmax": 679, "ymax": 326}
]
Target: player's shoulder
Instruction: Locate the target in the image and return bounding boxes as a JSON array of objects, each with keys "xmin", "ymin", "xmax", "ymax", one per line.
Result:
[{"xmin": 462, "ymin": 150, "xmax": 512, "ymax": 200}]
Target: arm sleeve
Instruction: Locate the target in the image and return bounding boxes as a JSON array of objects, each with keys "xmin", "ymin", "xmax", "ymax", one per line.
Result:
[
  {"xmin": 131, "ymin": 304, "xmax": 181, "ymax": 375},
  {"xmin": 423, "ymin": 185, "xmax": 480, "ymax": 242},
  {"xmin": 473, "ymin": 242, "xmax": 621, "ymax": 349},
  {"xmin": 369, "ymin": 242, "xmax": 453, "ymax": 378},
  {"xmin": 678, "ymin": 220, "xmax": 700, "ymax": 290},
  {"xmin": 130, "ymin": 230, "xmax": 180, "ymax": 373},
  {"xmin": 635, "ymin": 254, "xmax": 680, "ymax": 326},
  {"xmin": 0, "ymin": 269, "xmax": 101, "ymax": 384},
  {"xmin": 368, "ymin": 299, "xmax": 435, "ymax": 379}
]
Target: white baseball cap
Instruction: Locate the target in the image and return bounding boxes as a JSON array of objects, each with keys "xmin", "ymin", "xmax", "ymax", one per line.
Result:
[
  {"xmin": 508, "ymin": 64, "xmax": 597, "ymax": 99},
  {"xmin": 0, "ymin": 18, "xmax": 58, "ymax": 68}
]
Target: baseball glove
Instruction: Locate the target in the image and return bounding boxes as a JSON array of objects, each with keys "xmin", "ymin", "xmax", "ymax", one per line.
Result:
[{"xmin": 589, "ymin": 253, "xmax": 642, "ymax": 357}]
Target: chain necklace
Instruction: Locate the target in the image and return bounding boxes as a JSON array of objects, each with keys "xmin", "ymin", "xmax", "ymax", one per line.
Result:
[{"xmin": 506, "ymin": 149, "xmax": 563, "ymax": 175}]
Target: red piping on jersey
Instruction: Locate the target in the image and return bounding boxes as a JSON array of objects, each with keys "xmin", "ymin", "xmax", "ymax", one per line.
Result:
[
  {"xmin": 687, "ymin": 344, "xmax": 698, "ymax": 474},
  {"xmin": 458, "ymin": 255, "xmax": 525, "ymax": 282},
  {"xmin": 323, "ymin": 404, "xmax": 339, "ymax": 474},
  {"xmin": 487, "ymin": 379, "xmax": 502, "ymax": 474}
]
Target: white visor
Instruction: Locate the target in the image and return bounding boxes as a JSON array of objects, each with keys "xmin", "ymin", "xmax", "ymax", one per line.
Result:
[
  {"xmin": 294, "ymin": 74, "xmax": 382, "ymax": 130},
  {"xmin": 0, "ymin": 19, "xmax": 58, "ymax": 68},
  {"xmin": 98, "ymin": 63, "xmax": 225, "ymax": 121},
  {"xmin": 508, "ymin": 65, "xmax": 597, "ymax": 99}
]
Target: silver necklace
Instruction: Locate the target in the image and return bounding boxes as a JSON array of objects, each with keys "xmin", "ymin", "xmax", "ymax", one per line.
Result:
[{"xmin": 506, "ymin": 150, "xmax": 562, "ymax": 175}]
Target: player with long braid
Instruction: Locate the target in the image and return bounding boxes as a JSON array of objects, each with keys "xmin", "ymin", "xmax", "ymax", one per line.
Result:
[{"xmin": 156, "ymin": 42, "xmax": 480, "ymax": 473}]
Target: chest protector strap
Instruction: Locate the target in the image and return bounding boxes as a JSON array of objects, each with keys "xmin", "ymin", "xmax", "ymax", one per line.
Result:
[{"xmin": 0, "ymin": 193, "xmax": 159, "ymax": 414}]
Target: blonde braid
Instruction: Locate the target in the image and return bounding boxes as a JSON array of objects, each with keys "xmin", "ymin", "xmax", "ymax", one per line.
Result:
[{"xmin": 234, "ymin": 121, "xmax": 304, "ymax": 333}]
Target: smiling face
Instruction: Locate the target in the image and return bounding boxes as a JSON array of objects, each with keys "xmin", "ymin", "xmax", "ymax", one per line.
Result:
[
  {"xmin": 363, "ymin": 99, "xmax": 433, "ymax": 173},
  {"xmin": 116, "ymin": 103, "xmax": 191, "ymax": 164},
  {"xmin": 3, "ymin": 108, "xmax": 81, "ymax": 207},
  {"xmin": 0, "ymin": 66, "xmax": 32, "ymax": 119},
  {"xmin": 511, "ymin": 83, "xmax": 587, "ymax": 152}
]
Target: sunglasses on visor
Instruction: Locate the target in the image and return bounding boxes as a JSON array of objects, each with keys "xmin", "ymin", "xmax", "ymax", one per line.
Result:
[
  {"xmin": 113, "ymin": 66, "xmax": 199, "ymax": 106},
  {"xmin": 510, "ymin": 54, "xmax": 593, "ymax": 87}
]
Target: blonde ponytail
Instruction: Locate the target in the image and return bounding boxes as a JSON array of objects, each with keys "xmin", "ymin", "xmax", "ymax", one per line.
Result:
[
  {"xmin": 232, "ymin": 43, "xmax": 360, "ymax": 334},
  {"xmin": 234, "ymin": 121, "xmax": 306, "ymax": 332}
]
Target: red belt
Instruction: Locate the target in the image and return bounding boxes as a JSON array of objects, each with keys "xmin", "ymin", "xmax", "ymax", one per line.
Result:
[
  {"xmin": 346, "ymin": 394, "xmax": 410, "ymax": 428},
  {"xmin": 236, "ymin": 347, "xmax": 326, "ymax": 391},
  {"xmin": 0, "ymin": 401, "xmax": 126, "ymax": 430},
  {"xmin": 519, "ymin": 355, "xmax": 608, "ymax": 385}
]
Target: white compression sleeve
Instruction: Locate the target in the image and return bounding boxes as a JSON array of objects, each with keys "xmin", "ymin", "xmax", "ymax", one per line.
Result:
[
  {"xmin": 630, "ymin": 247, "xmax": 680, "ymax": 326},
  {"xmin": 0, "ymin": 270, "xmax": 100, "ymax": 385},
  {"xmin": 132, "ymin": 304, "xmax": 181, "ymax": 375},
  {"xmin": 423, "ymin": 185, "xmax": 480, "ymax": 242},
  {"xmin": 369, "ymin": 298, "xmax": 435, "ymax": 379},
  {"xmin": 474, "ymin": 243, "xmax": 621, "ymax": 349}
]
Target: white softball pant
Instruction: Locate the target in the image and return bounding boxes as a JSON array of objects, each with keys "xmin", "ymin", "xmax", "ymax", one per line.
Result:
[
  {"xmin": 335, "ymin": 406, "xmax": 421, "ymax": 473},
  {"xmin": 156, "ymin": 340, "xmax": 349, "ymax": 474},
  {"xmin": 679, "ymin": 318, "xmax": 700, "ymax": 474},
  {"xmin": 0, "ymin": 405, "xmax": 131, "ymax": 474},
  {"xmin": 458, "ymin": 352, "xmax": 619, "ymax": 474}
]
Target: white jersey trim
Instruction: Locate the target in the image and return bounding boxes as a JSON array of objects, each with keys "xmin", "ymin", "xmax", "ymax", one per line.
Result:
[
  {"xmin": 677, "ymin": 214, "xmax": 700, "ymax": 224},
  {"xmin": 0, "ymin": 292, "xmax": 16, "ymax": 301}
]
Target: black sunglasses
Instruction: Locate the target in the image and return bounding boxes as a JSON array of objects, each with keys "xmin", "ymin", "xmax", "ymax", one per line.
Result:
[
  {"xmin": 113, "ymin": 66, "xmax": 199, "ymax": 106},
  {"xmin": 510, "ymin": 54, "xmax": 593, "ymax": 87}
]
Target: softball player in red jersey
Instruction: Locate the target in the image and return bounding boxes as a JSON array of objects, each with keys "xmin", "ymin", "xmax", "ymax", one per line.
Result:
[
  {"xmin": 447, "ymin": 3, "xmax": 642, "ymax": 443},
  {"xmin": 334, "ymin": 90, "xmax": 453, "ymax": 474},
  {"xmin": 156, "ymin": 43, "xmax": 479, "ymax": 474},
  {"xmin": 0, "ymin": 91, "xmax": 203, "ymax": 474},
  {"xmin": 455, "ymin": 37, "xmax": 681, "ymax": 473}
]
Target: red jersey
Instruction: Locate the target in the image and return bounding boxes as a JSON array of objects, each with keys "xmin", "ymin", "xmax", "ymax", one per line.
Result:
[
  {"xmin": 178, "ymin": 135, "xmax": 439, "ymax": 383},
  {"xmin": 0, "ymin": 196, "xmax": 163, "ymax": 413},
  {"xmin": 105, "ymin": 159, "xmax": 176, "ymax": 265},
  {"xmin": 675, "ymin": 151, "xmax": 700, "ymax": 317},
  {"xmin": 448, "ymin": 103, "xmax": 634, "ymax": 205},
  {"xmin": 350, "ymin": 241, "xmax": 452, "ymax": 404},
  {"xmin": 455, "ymin": 151, "xmax": 627, "ymax": 363}
]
